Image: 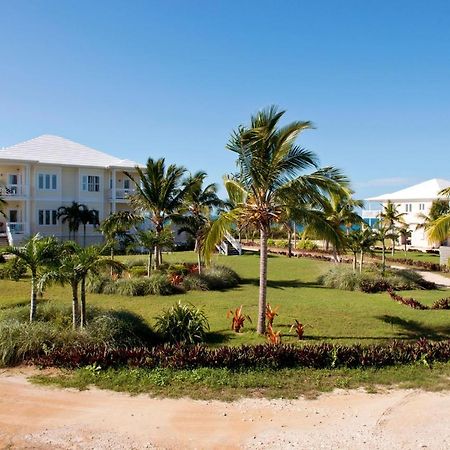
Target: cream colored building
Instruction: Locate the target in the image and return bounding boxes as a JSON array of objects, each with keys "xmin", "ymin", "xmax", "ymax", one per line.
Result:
[
  {"xmin": 0, "ymin": 135, "xmax": 142, "ymax": 246},
  {"xmin": 363, "ymin": 178, "xmax": 450, "ymax": 249}
]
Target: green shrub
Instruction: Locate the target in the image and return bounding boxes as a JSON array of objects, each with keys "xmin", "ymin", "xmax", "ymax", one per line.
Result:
[
  {"xmin": 114, "ymin": 279, "xmax": 152, "ymax": 296},
  {"xmin": 319, "ymin": 266, "xmax": 433, "ymax": 293},
  {"xmin": 124, "ymin": 258, "xmax": 147, "ymax": 268},
  {"xmin": 155, "ymin": 301, "xmax": 209, "ymax": 344},
  {"xmin": 0, "ymin": 304, "xmax": 158, "ymax": 366},
  {"xmin": 86, "ymin": 274, "xmax": 111, "ymax": 294},
  {"xmin": 129, "ymin": 266, "xmax": 148, "ymax": 277},
  {"xmin": 167, "ymin": 263, "xmax": 190, "ymax": 276},
  {"xmin": 0, "ymin": 258, "xmax": 27, "ymax": 281},
  {"xmin": 147, "ymin": 273, "xmax": 176, "ymax": 295},
  {"xmin": 296, "ymin": 239, "xmax": 318, "ymax": 251},
  {"xmin": 202, "ymin": 265, "xmax": 240, "ymax": 290},
  {"xmin": 182, "ymin": 274, "xmax": 209, "ymax": 291}
]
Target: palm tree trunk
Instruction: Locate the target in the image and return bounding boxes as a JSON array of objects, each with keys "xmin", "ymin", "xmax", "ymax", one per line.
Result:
[
  {"xmin": 110, "ymin": 247, "xmax": 115, "ymax": 278},
  {"xmin": 257, "ymin": 226, "xmax": 268, "ymax": 335},
  {"xmin": 382, "ymin": 243, "xmax": 386, "ymax": 274},
  {"xmin": 352, "ymin": 253, "xmax": 357, "ymax": 272},
  {"xmin": 287, "ymin": 228, "xmax": 292, "ymax": 258},
  {"xmin": 391, "ymin": 239, "xmax": 395, "ymax": 256},
  {"xmin": 29, "ymin": 271, "xmax": 37, "ymax": 322},
  {"xmin": 359, "ymin": 250, "xmax": 364, "ymax": 273},
  {"xmin": 147, "ymin": 250, "xmax": 152, "ymax": 277},
  {"xmin": 80, "ymin": 276, "xmax": 86, "ymax": 328},
  {"xmin": 71, "ymin": 281, "xmax": 79, "ymax": 329},
  {"xmin": 83, "ymin": 224, "xmax": 87, "ymax": 247}
]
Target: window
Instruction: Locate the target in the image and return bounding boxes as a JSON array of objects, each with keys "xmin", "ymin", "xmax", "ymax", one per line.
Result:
[
  {"xmin": 124, "ymin": 179, "xmax": 130, "ymax": 190},
  {"xmin": 38, "ymin": 209, "xmax": 57, "ymax": 226},
  {"xmin": 82, "ymin": 175, "xmax": 100, "ymax": 192},
  {"xmin": 405, "ymin": 203, "xmax": 412, "ymax": 213},
  {"xmin": 38, "ymin": 174, "xmax": 57, "ymax": 191},
  {"xmin": 419, "ymin": 203, "xmax": 425, "ymax": 211}
]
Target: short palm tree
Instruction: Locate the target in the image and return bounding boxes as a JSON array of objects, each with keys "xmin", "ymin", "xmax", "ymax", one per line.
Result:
[
  {"xmin": 126, "ymin": 158, "xmax": 197, "ymax": 268},
  {"xmin": 203, "ymin": 106, "xmax": 348, "ymax": 334},
  {"xmin": 173, "ymin": 171, "xmax": 223, "ymax": 272},
  {"xmin": 373, "ymin": 223, "xmax": 397, "ymax": 273},
  {"xmin": 57, "ymin": 201, "xmax": 87, "ymax": 241},
  {"xmin": 346, "ymin": 227, "xmax": 376, "ymax": 273},
  {"xmin": 137, "ymin": 229, "xmax": 174, "ymax": 276},
  {"xmin": 7, "ymin": 234, "xmax": 59, "ymax": 321},
  {"xmin": 99, "ymin": 211, "xmax": 142, "ymax": 262}
]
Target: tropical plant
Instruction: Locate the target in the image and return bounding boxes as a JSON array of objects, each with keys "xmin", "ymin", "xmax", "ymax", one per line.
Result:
[
  {"xmin": 379, "ymin": 201, "xmax": 406, "ymax": 255},
  {"xmin": 266, "ymin": 324, "xmax": 281, "ymax": 345},
  {"xmin": 265, "ymin": 304, "xmax": 279, "ymax": 327},
  {"xmin": 227, "ymin": 305, "xmax": 251, "ymax": 332},
  {"xmin": 346, "ymin": 227, "xmax": 376, "ymax": 272},
  {"xmin": 373, "ymin": 222, "xmax": 398, "ymax": 273},
  {"xmin": 7, "ymin": 235, "xmax": 59, "ymax": 321},
  {"xmin": 154, "ymin": 301, "xmax": 210, "ymax": 344},
  {"xmin": 204, "ymin": 106, "xmax": 349, "ymax": 334},
  {"xmin": 172, "ymin": 171, "xmax": 223, "ymax": 273},
  {"xmin": 398, "ymin": 225, "xmax": 411, "ymax": 252},
  {"xmin": 78, "ymin": 206, "xmax": 99, "ymax": 247},
  {"xmin": 126, "ymin": 158, "xmax": 197, "ymax": 268},
  {"xmin": 420, "ymin": 194, "xmax": 450, "ymax": 246},
  {"xmin": 57, "ymin": 201, "xmax": 87, "ymax": 241},
  {"xmin": 136, "ymin": 228, "xmax": 174, "ymax": 276},
  {"xmin": 290, "ymin": 320, "xmax": 307, "ymax": 340},
  {"xmin": 99, "ymin": 210, "xmax": 142, "ymax": 268}
]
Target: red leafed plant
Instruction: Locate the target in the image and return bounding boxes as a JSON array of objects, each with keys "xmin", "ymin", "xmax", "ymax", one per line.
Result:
[
  {"xmin": 169, "ymin": 274, "xmax": 184, "ymax": 285},
  {"xmin": 227, "ymin": 305, "xmax": 251, "ymax": 332},
  {"xmin": 265, "ymin": 303, "xmax": 280, "ymax": 326},
  {"xmin": 266, "ymin": 323, "xmax": 281, "ymax": 345},
  {"xmin": 290, "ymin": 320, "xmax": 307, "ymax": 340}
]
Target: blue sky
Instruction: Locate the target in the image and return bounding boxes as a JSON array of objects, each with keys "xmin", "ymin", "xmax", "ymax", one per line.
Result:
[{"xmin": 1, "ymin": 0, "xmax": 449, "ymax": 199}]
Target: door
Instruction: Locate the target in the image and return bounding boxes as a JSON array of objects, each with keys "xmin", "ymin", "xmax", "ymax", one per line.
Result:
[{"xmin": 7, "ymin": 173, "xmax": 21, "ymax": 194}]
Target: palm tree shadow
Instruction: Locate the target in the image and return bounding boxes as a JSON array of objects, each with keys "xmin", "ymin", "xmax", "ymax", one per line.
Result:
[
  {"xmin": 205, "ymin": 330, "xmax": 231, "ymax": 344},
  {"xmin": 377, "ymin": 315, "xmax": 450, "ymax": 340},
  {"xmin": 240, "ymin": 278, "xmax": 322, "ymax": 289},
  {"xmin": 0, "ymin": 300, "xmax": 29, "ymax": 310}
]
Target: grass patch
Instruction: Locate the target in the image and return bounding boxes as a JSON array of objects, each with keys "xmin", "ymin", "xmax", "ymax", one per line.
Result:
[{"xmin": 31, "ymin": 362, "xmax": 450, "ymax": 400}]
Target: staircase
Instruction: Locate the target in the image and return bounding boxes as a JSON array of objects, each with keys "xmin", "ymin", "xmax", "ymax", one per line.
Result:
[
  {"xmin": 217, "ymin": 232, "xmax": 242, "ymax": 256},
  {"xmin": 0, "ymin": 234, "xmax": 8, "ymax": 248}
]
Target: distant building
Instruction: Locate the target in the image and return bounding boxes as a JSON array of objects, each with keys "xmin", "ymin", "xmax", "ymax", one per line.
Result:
[
  {"xmin": 0, "ymin": 135, "xmax": 142, "ymax": 246},
  {"xmin": 363, "ymin": 178, "xmax": 450, "ymax": 249}
]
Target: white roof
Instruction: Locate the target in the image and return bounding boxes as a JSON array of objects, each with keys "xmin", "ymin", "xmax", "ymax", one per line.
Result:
[
  {"xmin": 0, "ymin": 134, "xmax": 143, "ymax": 169},
  {"xmin": 367, "ymin": 178, "xmax": 450, "ymax": 202}
]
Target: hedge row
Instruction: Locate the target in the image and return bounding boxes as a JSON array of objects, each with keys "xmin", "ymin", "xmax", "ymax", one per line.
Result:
[
  {"xmin": 31, "ymin": 339, "xmax": 450, "ymax": 370},
  {"xmin": 387, "ymin": 290, "xmax": 450, "ymax": 310}
]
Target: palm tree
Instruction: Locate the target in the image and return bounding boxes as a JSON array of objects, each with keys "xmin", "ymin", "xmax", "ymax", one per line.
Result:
[
  {"xmin": 203, "ymin": 106, "xmax": 348, "ymax": 334},
  {"xmin": 137, "ymin": 229, "xmax": 174, "ymax": 276},
  {"xmin": 99, "ymin": 210, "xmax": 142, "ymax": 263},
  {"xmin": 379, "ymin": 200, "xmax": 406, "ymax": 255},
  {"xmin": 373, "ymin": 223, "xmax": 397, "ymax": 273},
  {"xmin": 57, "ymin": 201, "xmax": 87, "ymax": 241},
  {"xmin": 317, "ymin": 191, "xmax": 363, "ymax": 262},
  {"xmin": 173, "ymin": 172, "xmax": 223, "ymax": 272},
  {"xmin": 126, "ymin": 158, "xmax": 197, "ymax": 268},
  {"xmin": 426, "ymin": 189, "xmax": 450, "ymax": 245},
  {"xmin": 346, "ymin": 227, "xmax": 376, "ymax": 273},
  {"xmin": 7, "ymin": 234, "xmax": 59, "ymax": 321},
  {"xmin": 398, "ymin": 225, "xmax": 412, "ymax": 253},
  {"xmin": 79, "ymin": 207, "xmax": 99, "ymax": 247}
]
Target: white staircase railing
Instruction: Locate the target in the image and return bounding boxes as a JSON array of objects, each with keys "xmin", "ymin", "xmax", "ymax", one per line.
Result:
[
  {"xmin": 224, "ymin": 232, "xmax": 242, "ymax": 255},
  {"xmin": 5, "ymin": 223, "xmax": 14, "ymax": 246}
]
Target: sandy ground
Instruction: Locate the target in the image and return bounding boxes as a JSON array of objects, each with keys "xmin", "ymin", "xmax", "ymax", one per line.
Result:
[{"xmin": 0, "ymin": 369, "xmax": 449, "ymax": 449}]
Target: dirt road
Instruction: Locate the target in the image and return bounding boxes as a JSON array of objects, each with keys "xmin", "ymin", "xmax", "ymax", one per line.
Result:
[{"xmin": 0, "ymin": 369, "xmax": 449, "ymax": 449}]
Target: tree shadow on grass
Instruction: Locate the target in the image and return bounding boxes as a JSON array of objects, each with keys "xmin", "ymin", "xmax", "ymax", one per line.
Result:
[
  {"xmin": 0, "ymin": 300, "xmax": 29, "ymax": 310},
  {"xmin": 240, "ymin": 278, "xmax": 323, "ymax": 289},
  {"xmin": 204, "ymin": 330, "xmax": 232, "ymax": 345},
  {"xmin": 377, "ymin": 315, "xmax": 450, "ymax": 340}
]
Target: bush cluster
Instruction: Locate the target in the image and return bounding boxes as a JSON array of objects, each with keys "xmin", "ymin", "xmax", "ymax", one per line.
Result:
[
  {"xmin": 31, "ymin": 339, "xmax": 450, "ymax": 370},
  {"xmin": 0, "ymin": 304, "xmax": 158, "ymax": 366},
  {"xmin": 0, "ymin": 258, "xmax": 27, "ymax": 281},
  {"xmin": 319, "ymin": 266, "xmax": 435, "ymax": 293},
  {"xmin": 372, "ymin": 255, "xmax": 448, "ymax": 273},
  {"xmin": 387, "ymin": 290, "xmax": 450, "ymax": 310}
]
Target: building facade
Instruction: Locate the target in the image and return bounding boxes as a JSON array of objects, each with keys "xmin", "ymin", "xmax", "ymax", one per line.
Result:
[
  {"xmin": 0, "ymin": 135, "xmax": 142, "ymax": 246},
  {"xmin": 362, "ymin": 178, "xmax": 450, "ymax": 249}
]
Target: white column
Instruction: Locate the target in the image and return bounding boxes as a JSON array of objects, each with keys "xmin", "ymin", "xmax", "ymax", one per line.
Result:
[
  {"xmin": 111, "ymin": 169, "xmax": 116, "ymax": 213},
  {"xmin": 25, "ymin": 164, "xmax": 31, "ymax": 236}
]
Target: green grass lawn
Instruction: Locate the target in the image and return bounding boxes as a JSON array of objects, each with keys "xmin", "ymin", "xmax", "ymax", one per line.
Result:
[{"xmin": 1, "ymin": 251, "xmax": 449, "ymax": 346}]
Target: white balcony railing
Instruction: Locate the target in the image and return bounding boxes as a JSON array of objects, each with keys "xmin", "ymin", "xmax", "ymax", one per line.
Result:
[
  {"xmin": 8, "ymin": 222, "xmax": 25, "ymax": 234},
  {"xmin": 110, "ymin": 188, "xmax": 135, "ymax": 200},
  {"xmin": 361, "ymin": 210, "xmax": 381, "ymax": 219},
  {"xmin": 0, "ymin": 184, "xmax": 27, "ymax": 196}
]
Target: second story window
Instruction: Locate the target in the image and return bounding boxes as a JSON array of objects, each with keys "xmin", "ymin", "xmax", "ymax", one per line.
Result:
[
  {"xmin": 419, "ymin": 203, "xmax": 425, "ymax": 211},
  {"xmin": 405, "ymin": 203, "xmax": 412, "ymax": 213},
  {"xmin": 124, "ymin": 179, "xmax": 131, "ymax": 190},
  {"xmin": 38, "ymin": 174, "xmax": 57, "ymax": 191},
  {"xmin": 82, "ymin": 175, "xmax": 100, "ymax": 192}
]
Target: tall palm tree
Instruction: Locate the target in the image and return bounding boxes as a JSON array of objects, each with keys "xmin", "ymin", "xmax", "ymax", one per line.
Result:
[
  {"xmin": 379, "ymin": 200, "xmax": 406, "ymax": 255},
  {"xmin": 126, "ymin": 158, "xmax": 197, "ymax": 268},
  {"xmin": 7, "ymin": 234, "xmax": 59, "ymax": 321},
  {"xmin": 203, "ymin": 106, "xmax": 348, "ymax": 334},
  {"xmin": 57, "ymin": 201, "xmax": 87, "ymax": 241},
  {"xmin": 173, "ymin": 171, "xmax": 223, "ymax": 272},
  {"xmin": 426, "ymin": 189, "xmax": 450, "ymax": 245},
  {"xmin": 79, "ymin": 206, "xmax": 99, "ymax": 247}
]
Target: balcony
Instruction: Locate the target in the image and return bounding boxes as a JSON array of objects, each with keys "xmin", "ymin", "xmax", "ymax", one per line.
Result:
[
  {"xmin": 361, "ymin": 210, "xmax": 381, "ymax": 219},
  {"xmin": 0, "ymin": 184, "xmax": 27, "ymax": 197},
  {"xmin": 110, "ymin": 188, "xmax": 135, "ymax": 201}
]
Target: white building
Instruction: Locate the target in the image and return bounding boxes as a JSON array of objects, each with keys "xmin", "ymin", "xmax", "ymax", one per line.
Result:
[
  {"xmin": 363, "ymin": 178, "xmax": 450, "ymax": 249},
  {"xmin": 0, "ymin": 135, "xmax": 143, "ymax": 246}
]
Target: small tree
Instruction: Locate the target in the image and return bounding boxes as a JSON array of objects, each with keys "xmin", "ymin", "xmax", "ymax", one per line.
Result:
[
  {"xmin": 373, "ymin": 223, "xmax": 397, "ymax": 274},
  {"xmin": 8, "ymin": 235, "xmax": 59, "ymax": 321},
  {"xmin": 137, "ymin": 229, "xmax": 174, "ymax": 276},
  {"xmin": 79, "ymin": 207, "xmax": 99, "ymax": 247},
  {"xmin": 57, "ymin": 201, "xmax": 87, "ymax": 242}
]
